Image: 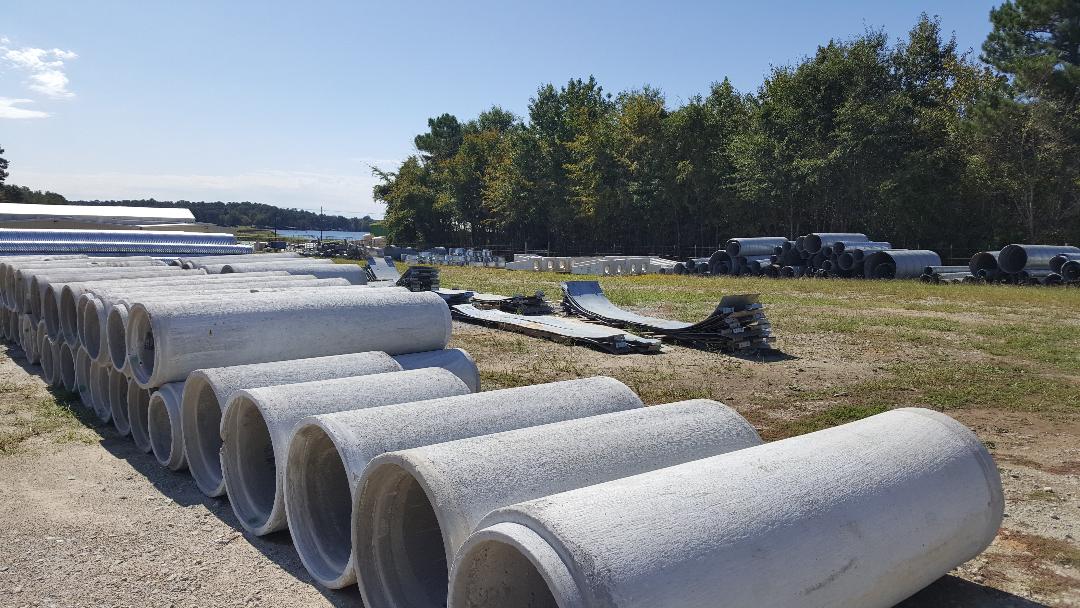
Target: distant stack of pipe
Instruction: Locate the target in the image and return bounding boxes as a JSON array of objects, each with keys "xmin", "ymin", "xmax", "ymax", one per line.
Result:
[
  {"xmin": 968, "ymin": 244, "xmax": 1080, "ymax": 286},
  {"xmin": 0, "ymin": 228, "xmax": 252, "ymax": 256},
  {"xmin": 702, "ymin": 232, "xmax": 940, "ymax": 280},
  {"xmin": 0, "ymin": 251, "xmax": 1004, "ymax": 606}
]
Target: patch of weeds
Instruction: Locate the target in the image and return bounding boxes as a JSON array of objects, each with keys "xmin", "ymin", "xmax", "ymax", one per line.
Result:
[
  {"xmin": 973, "ymin": 323, "xmax": 1080, "ymax": 374},
  {"xmin": 1027, "ymin": 489, "xmax": 1062, "ymax": 502},
  {"xmin": 478, "ymin": 369, "xmax": 534, "ymax": 390},
  {"xmin": 0, "ymin": 391, "xmax": 96, "ymax": 455},
  {"xmin": 764, "ymin": 404, "xmax": 889, "ymax": 440}
]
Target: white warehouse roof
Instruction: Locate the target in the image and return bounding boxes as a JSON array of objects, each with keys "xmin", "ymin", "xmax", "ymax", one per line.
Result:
[{"xmin": 0, "ymin": 203, "xmax": 195, "ymax": 226}]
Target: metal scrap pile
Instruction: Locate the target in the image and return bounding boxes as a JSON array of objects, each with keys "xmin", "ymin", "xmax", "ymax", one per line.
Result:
[
  {"xmin": 396, "ymin": 265, "xmax": 439, "ymax": 291},
  {"xmin": 561, "ymin": 281, "xmax": 774, "ymax": 353}
]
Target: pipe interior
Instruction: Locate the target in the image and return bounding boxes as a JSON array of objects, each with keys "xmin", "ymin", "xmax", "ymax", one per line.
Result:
[
  {"xmin": 452, "ymin": 539, "xmax": 559, "ymax": 608},
  {"xmin": 43, "ymin": 291, "xmax": 60, "ymax": 337},
  {"xmin": 228, "ymin": 399, "xmax": 277, "ymax": 528},
  {"xmin": 107, "ymin": 307, "xmax": 128, "ymax": 368},
  {"xmin": 288, "ymin": 425, "xmax": 353, "ymax": 579},
  {"xmin": 60, "ymin": 290, "xmax": 78, "ymax": 339},
  {"xmin": 147, "ymin": 395, "xmax": 173, "ymax": 465},
  {"xmin": 109, "ymin": 370, "xmax": 130, "ymax": 433},
  {"xmin": 128, "ymin": 383, "xmax": 153, "ymax": 452},
  {"xmin": 189, "ymin": 382, "xmax": 225, "ymax": 489},
  {"xmin": 59, "ymin": 344, "xmax": 76, "ymax": 390},
  {"xmin": 370, "ymin": 465, "xmax": 450, "ymax": 608},
  {"xmin": 999, "ymin": 246, "xmax": 1026, "ymax": 272},
  {"xmin": 129, "ymin": 309, "xmax": 156, "ymax": 383},
  {"xmin": 81, "ymin": 303, "xmax": 102, "ymax": 358}
]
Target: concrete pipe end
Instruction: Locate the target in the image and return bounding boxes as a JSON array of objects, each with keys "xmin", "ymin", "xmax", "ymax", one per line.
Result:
[
  {"xmin": 88, "ymin": 363, "xmax": 113, "ymax": 424},
  {"xmin": 148, "ymin": 390, "xmax": 186, "ymax": 470},
  {"xmin": 109, "ymin": 368, "xmax": 131, "ymax": 436},
  {"xmin": 448, "ymin": 522, "xmax": 582, "ymax": 608},
  {"xmin": 59, "ymin": 343, "xmax": 77, "ymax": 391},
  {"xmin": 285, "ymin": 422, "xmax": 357, "ymax": 589},
  {"xmin": 127, "ymin": 381, "xmax": 154, "ymax": 454},
  {"xmin": 79, "ymin": 299, "xmax": 104, "ymax": 359},
  {"xmin": 106, "ymin": 304, "xmax": 131, "ymax": 369},
  {"xmin": 181, "ymin": 373, "xmax": 228, "ymax": 498},
  {"xmin": 126, "ymin": 305, "xmax": 158, "ymax": 388},
  {"xmin": 221, "ymin": 393, "xmax": 280, "ymax": 535}
]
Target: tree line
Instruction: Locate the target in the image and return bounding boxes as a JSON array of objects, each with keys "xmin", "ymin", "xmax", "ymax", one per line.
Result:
[{"xmin": 373, "ymin": 2, "xmax": 1080, "ymax": 258}]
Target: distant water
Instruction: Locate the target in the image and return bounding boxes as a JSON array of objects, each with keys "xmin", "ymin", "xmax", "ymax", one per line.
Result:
[{"xmin": 273, "ymin": 229, "xmax": 371, "ymax": 241}]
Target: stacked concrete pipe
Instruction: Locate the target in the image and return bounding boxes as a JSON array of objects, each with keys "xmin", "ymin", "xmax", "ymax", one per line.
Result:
[
  {"xmin": 351, "ymin": 400, "xmax": 762, "ymax": 603},
  {"xmin": 284, "ymin": 376, "xmax": 643, "ymax": 588},
  {"xmin": 449, "ymin": 408, "xmax": 1003, "ymax": 608},
  {"xmin": 182, "ymin": 348, "xmax": 478, "ymax": 498},
  {"xmin": 127, "ymin": 378, "xmax": 155, "ymax": 453},
  {"xmin": 58, "ymin": 342, "xmax": 77, "ymax": 391},
  {"xmin": 147, "ymin": 382, "xmax": 188, "ymax": 470},
  {"xmin": 26, "ymin": 266, "xmax": 202, "ymax": 322},
  {"xmin": 221, "ymin": 368, "xmax": 473, "ymax": 535},
  {"xmin": 220, "ymin": 262, "xmax": 369, "ymax": 284},
  {"xmin": 9, "ymin": 258, "xmax": 169, "ymax": 311},
  {"xmin": 197, "ymin": 258, "xmax": 335, "ymax": 274},
  {"xmin": 124, "ymin": 288, "xmax": 451, "ymax": 388},
  {"xmin": 108, "ymin": 368, "xmax": 133, "ymax": 435},
  {"xmin": 177, "ymin": 252, "xmax": 301, "ymax": 268}
]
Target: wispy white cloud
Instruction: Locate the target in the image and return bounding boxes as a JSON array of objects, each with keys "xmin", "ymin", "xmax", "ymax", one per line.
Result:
[
  {"xmin": 9, "ymin": 168, "xmax": 387, "ymax": 218},
  {"xmin": 1, "ymin": 40, "xmax": 78, "ymax": 99},
  {"xmin": 0, "ymin": 97, "xmax": 49, "ymax": 119}
]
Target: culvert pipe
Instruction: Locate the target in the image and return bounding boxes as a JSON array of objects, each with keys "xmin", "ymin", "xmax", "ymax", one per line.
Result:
[
  {"xmin": 706, "ymin": 250, "xmax": 732, "ymax": 275},
  {"xmin": 11, "ymin": 259, "xmax": 166, "ymax": 311},
  {"xmin": 88, "ymin": 361, "xmax": 114, "ymax": 423},
  {"xmin": 98, "ymin": 279, "xmax": 352, "ymax": 367},
  {"xmin": 969, "ymin": 251, "xmax": 1000, "ymax": 277},
  {"xmin": 1049, "ymin": 253, "xmax": 1080, "ymax": 274},
  {"xmin": 221, "ymin": 368, "xmax": 472, "ymax": 536},
  {"xmin": 108, "ymin": 368, "xmax": 133, "ymax": 435},
  {"xmin": 40, "ymin": 335, "xmax": 60, "ymax": 386},
  {"xmin": 924, "ymin": 265, "xmax": 969, "ymax": 275},
  {"xmin": 26, "ymin": 266, "xmax": 198, "ymax": 321},
  {"xmin": 831, "ymin": 240, "xmax": 890, "ymax": 254},
  {"xmin": 126, "ymin": 288, "xmax": 451, "ymax": 388},
  {"xmin": 283, "ymin": 376, "xmax": 643, "ymax": 589},
  {"xmin": 448, "ymin": 408, "xmax": 1003, "ymax": 608},
  {"xmin": 724, "ymin": 237, "xmax": 788, "ymax": 258},
  {"xmin": 56, "ymin": 271, "xmax": 292, "ymax": 342},
  {"xmin": 780, "ymin": 265, "xmax": 801, "ymax": 277},
  {"xmin": 352, "ymin": 400, "xmax": 762, "ymax": 606},
  {"xmin": 1062, "ymin": 260, "xmax": 1080, "ymax": 282},
  {"xmin": 803, "ymin": 232, "xmax": 868, "ymax": 255},
  {"xmin": 998, "ymin": 244, "xmax": 1080, "ymax": 274},
  {"xmin": 220, "ymin": 262, "xmax": 368, "ymax": 284},
  {"xmin": 1, "ymin": 256, "xmax": 138, "ymax": 306},
  {"xmin": 127, "ymin": 378, "xmax": 154, "ymax": 453},
  {"xmin": 148, "ymin": 382, "xmax": 188, "ymax": 470},
  {"xmin": 863, "ymin": 250, "xmax": 941, "ymax": 280},
  {"xmin": 58, "ymin": 342, "xmax": 77, "ymax": 391},
  {"xmin": 199, "ymin": 258, "xmax": 335, "ymax": 274},
  {"xmin": 182, "ymin": 348, "xmax": 478, "ymax": 498},
  {"xmin": 179, "ymin": 252, "xmax": 301, "ymax": 268},
  {"xmin": 74, "ymin": 347, "xmax": 92, "ymax": 408}
]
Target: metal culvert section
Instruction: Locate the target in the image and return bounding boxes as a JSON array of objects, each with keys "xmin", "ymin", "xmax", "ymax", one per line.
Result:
[
  {"xmin": 998, "ymin": 244, "xmax": 1080, "ymax": 273},
  {"xmin": 863, "ymin": 250, "xmax": 941, "ymax": 279},
  {"xmin": 803, "ymin": 232, "xmax": 868, "ymax": 255}
]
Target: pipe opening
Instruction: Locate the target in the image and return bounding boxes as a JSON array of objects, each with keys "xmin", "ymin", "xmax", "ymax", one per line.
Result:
[
  {"xmin": 89, "ymin": 363, "xmax": 112, "ymax": 422},
  {"xmin": 452, "ymin": 539, "xmax": 559, "ymax": 608},
  {"xmin": 147, "ymin": 394, "xmax": 174, "ymax": 466},
  {"xmin": 40, "ymin": 338, "xmax": 55, "ymax": 383},
  {"xmin": 81, "ymin": 301, "xmax": 102, "ymax": 358},
  {"xmin": 128, "ymin": 381, "xmax": 153, "ymax": 453},
  {"xmin": 363, "ymin": 464, "xmax": 450, "ymax": 608},
  {"xmin": 60, "ymin": 289, "xmax": 79, "ymax": 341},
  {"xmin": 59, "ymin": 343, "xmax": 76, "ymax": 390},
  {"xmin": 109, "ymin": 369, "xmax": 130, "ymax": 435},
  {"xmin": 128, "ymin": 307, "xmax": 156, "ymax": 385},
  {"xmin": 107, "ymin": 305, "xmax": 129, "ymax": 369},
  {"xmin": 287, "ymin": 425, "xmax": 353, "ymax": 582},
  {"xmin": 225, "ymin": 398, "xmax": 277, "ymax": 529},
  {"xmin": 43, "ymin": 289, "xmax": 61, "ymax": 338},
  {"xmin": 188, "ymin": 380, "xmax": 225, "ymax": 492},
  {"xmin": 75, "ymin": 349, "xmax": 92, "ymax": 405},
  {"xmin": 998, "ymin": 245, "xmax": 1027, "ymax": 274}
]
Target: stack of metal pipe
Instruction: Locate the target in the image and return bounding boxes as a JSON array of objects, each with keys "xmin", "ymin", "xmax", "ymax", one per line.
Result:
[
  {"xmin": 967, "ymin": 244, "xmax": 1080, "ymax": 286},
  {"xmin": 0, "ymin": 228, "xmax": 252, "ymax": 256}
]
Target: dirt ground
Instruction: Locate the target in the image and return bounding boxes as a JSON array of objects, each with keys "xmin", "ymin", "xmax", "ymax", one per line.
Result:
[{"xmin": 1, "ymin": 275, "xmax": 1078, "ymax": 606}]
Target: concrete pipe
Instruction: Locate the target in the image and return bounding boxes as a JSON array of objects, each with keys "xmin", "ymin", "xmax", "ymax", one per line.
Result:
[
  {"xmin": 26, "ymin": 266, "xmax": 198, "ymax": 321},
  {"xmin": 40, "ymin": 334, "xmax": 60, "ymax": 386},
  {"xmin": 724, "ymin": 237, "xmax": 788, "ymax": 258},
  {"xmin": 179, "ymin": 252, "xmax": 301, "ymax": 268},
  {"xmin": 12, "ymin": 261, "xmax": 169, "ymax": 313},
  {"xmin": 199, "ymin": 258, "xmax": 335, "ymax": 274},
  {"xmin": 221, "ymin": 262, "xmax": 369, "ymax": 284},
  {"xmin": 126, "ymin": 288, "xmax": 451, "ymax": 388},
  {"xmin": 127, "ymin": 378, "xmax": 154, "ymax": 453},
  {"xmin": 352, "ymin": 400, "xmax": 762, "ymax": 605},
  {"xmin": 88, "ymin": 361, "xmax": 114, "ymax": 423},
  {"xmin": 74, "ymin": 347, "xmax": 92, "ymax": 408},
  {"xmin": 99, "ymin": 278, "xmax": 352, "ymax": 368},
  {"xmin": 449, "ymin": 408, "xmax": 1003, "ymax": 608},
  {"xmin": 1049, "ymin": 253, "xmax": 1080, "ymax": 274},
  {"xmin": 863, "ymin": 250, "xmax": 942, "ymax": 280},
  {"xmin": 148, "ymin": 382, "xmax": 188, "ymax": 470},
  {"xmin": 182, "ymin": 348, "xmax": 478, "ymax": 498},
  {"xmin": 803, "ymin": 233, "xmax": 868, "ymax": 255},
  {"xmin": 221, "ymin": 368, "xmax": 472, "ymax": 536},
  {"xmin": 55, "ymin": 271, "xmax": 293, "ymax": 342},
  {"xmin": 1061, "ymin": 260, "xmax": 1080, "ymax": 282},
  {"xmin": 283, "ymin": 376, "xmax": 643, "ymax": 589},
  {"xmin": 20, "ymin": 315, "xmax": 40, "ymax": 364},
  {"xmin": 58, "ymin": 342, "xmax": 77, "ymax": 391},
  {"xmin": 998, "ymin": 244, "xmax": 1080, "ymax": 274},
  {"xmin": 108, "ymin": 367, "xmax": 133, "ymax": 435},
  {"xmin": 2, "ymin": 256, "xmax": 154, "ymax": 307}
]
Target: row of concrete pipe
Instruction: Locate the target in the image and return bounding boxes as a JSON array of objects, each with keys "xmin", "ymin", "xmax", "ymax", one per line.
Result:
[{"xmin": 1, "ymin": 253, "xmax": 1005, "ymax": 606}]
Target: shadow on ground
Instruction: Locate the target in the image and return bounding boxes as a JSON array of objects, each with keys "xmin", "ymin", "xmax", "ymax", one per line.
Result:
[{"xmin": 898, "ymin": 575, "xmax": 1048, "ymax": 607}]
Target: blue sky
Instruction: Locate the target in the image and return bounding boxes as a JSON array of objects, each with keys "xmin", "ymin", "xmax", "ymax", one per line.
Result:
[{"xmin": 2, "ymin": 0, "xmax": 1001, "ymax": 219}]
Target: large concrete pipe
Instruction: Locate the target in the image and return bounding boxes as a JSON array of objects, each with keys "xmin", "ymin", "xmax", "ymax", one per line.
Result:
[
  {"xmin": 179, "ymin": 252, "xmax": 301, "ymax": 269},
  {"xmin": 352, "ymin": 400, "xmax": 763, "ymax": 605},
  {"xmin": 863, "ymin": 250, "xmax": 942, "ymax": 279},
  {"xmin": 58, "ymin": 342, "xmax": 77, "ymax": 391},
  {"xmin": 199, "ymin": 258, "xmax": 335, "ymax": 274},
  {"xmin": 88, "ymin": 361, "xmax": 114, "ymax": 423},
  {"xmin": 108, "ymin": 368, "xmax": 133, "ymax": 435},
  {"xmin": 26, "ymin": 266, "xmax": 199, "ymax": 321},
  {"xmin": 221, "ymin": 368, "xmax": 472, "ymax": 536},
  {"xmin": 74, "ymin": 347, "xmax": 92, "ymax": 409},
  {"xmin": 283, "ymin": 376, "xmax": 644, "ymax": 589},
  {"xmin": 1, "ymin": 256, "xmax": 142, "ymax": 306},
  {"xmin": 182, "ymin": 348, "xmax": 478, "ymax": 498},
  {"xmin": 55, "ymin": 271, "xmax": 292, "ymax": 342},
  {"xmin": 127, "ymin": 378, "xmax": 154, "ymax": 454},
  {"xmin": 1049, "ymin": 252, "xmax": 1080, "ymax": 274},
  {"xmin": 448, "ymin": 408, "xmax": 1003, "ymax": 608},
  {"xmin": 221, "ymin": 262, "xmax": 368, "ymax": 284},
  {"xmin": 724, "ymin": 237, "xmax": 788, "ymax": 258},
  {"xmin": 148, "ymin": 382, "xmax": 187, "ymax": 470},
  {"xmin": 803, "ymin": 232, "xmax": 868, "ymax": 255},
  {"xmin": 97, "ymin": 278, "xmax": 352, "ymax": 367},
  {"xmin": 998, "ymin": 244, "xmax": 1080, "ymax": 274},
  {"xmin": 39, "ymin": 334, "xmax": 60, "ymax": 386},
  {"xmin": 11, "ymin": 260, "xmax": 168, "ymax": 312},
  {"xmin": 126, "ymin": 288, "xmax": 451, "ymax": 388}
]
